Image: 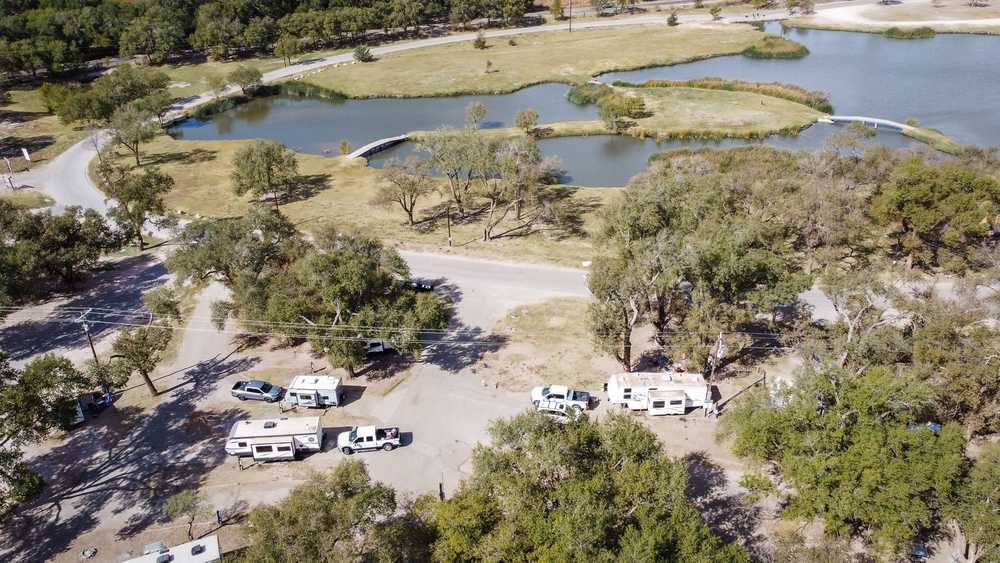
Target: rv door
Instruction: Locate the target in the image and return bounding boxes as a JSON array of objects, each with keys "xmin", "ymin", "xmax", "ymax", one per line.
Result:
[{"xmin": 297, "ymin": 390, "xmax": 319, "ymax": 407}]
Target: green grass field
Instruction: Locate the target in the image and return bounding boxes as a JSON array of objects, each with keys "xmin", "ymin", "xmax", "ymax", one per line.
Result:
[{"xmin": 0, "ymin": 190, "xmax": 54, "ymax": 209}]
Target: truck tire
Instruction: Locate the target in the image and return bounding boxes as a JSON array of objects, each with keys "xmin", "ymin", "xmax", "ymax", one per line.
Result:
[
  {"xmin": 532, "ymin": 400, "xmax": 540, "ymax": 408},
  {"xmin": 382, "ymin": 443, "xmax": 395, "ymax": 452},
  {"xmin": 237, "ymin": 395, "xmax": 245, "ymax": 401},
  {"xmin": 341, "ymin": 447, "xmax": 354, "ymax": 455},
  {"xmin": 572, "ymin": 405, "xmax": 583, "ymax": 414}
]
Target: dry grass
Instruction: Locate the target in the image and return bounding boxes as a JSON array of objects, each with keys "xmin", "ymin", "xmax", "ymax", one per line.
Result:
[
  {"xmin": 0, "ymin": 189, "xmax": 54, "ymax": 209},
  {"xmin": 162, "ymin": 49, "xmax": 348, "ymax": 100},
  {"xmin": 0, "ymin": 87, "xmax": 89, "ymax": 172},
  {"xmin": 109, "ymin": 135, "xmax": 615, "ymax": 267},
  {"xmin": 478, "ymin": 297, "xmax": 616, "ymax": 392},
  {"xmin": 299, "ymin": 23, "xmax": 766, "ymax": 98},
  {"xmin": 625, "ymin": 86, "xmax": 821, "ymax": 140}
]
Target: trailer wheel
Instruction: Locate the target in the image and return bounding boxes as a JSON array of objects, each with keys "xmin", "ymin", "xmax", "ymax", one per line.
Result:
[
  {"xmin": 341, "ymin": 447, "xmax": 354, "ymax": 455},
  {"xmin": 382, "ymin": 443, "xmax": 395, "ymax": 452},
  {"xmin": 237, "ymin": 396, "xmax": 245, "ymax": 401},
  {"xmin": 532, "ymin": 400, "xmax": 540, "ymax": 408}
]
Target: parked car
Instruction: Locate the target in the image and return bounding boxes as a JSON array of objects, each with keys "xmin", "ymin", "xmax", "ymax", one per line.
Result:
[
  {"xmin": 337, "ymin": 425, "xmax": 401, "ymax": 454},
  {"xmin": 231, "ymin": 380, "xmax": 284, "ymax": 402},
  {"xmin": 364, "ymin": 339, "xmax": 394, "ymax": 355},
  {"xmin": 530, "ymin": 384, "xmax": 592, "ymax": 411},
  {"xmin": 536, "ymin": 400, "xmax": 581, "ymax": 424},
  {"xmin": 404, "ymin": 280, "xmax": 435, "ymax": 292}
]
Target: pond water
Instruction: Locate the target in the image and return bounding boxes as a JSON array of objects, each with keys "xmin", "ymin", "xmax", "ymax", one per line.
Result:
[
  {"xmin": 604, "ymin": 22, "xmax": 1000, "ymax": 148},
  {"xmin": 169, "ymin": 22, "xmax": 1000, "ymax": 186}
]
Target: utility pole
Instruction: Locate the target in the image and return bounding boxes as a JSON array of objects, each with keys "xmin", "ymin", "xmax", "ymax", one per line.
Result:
[
  {"xmin": 76, "ymin": 309, "xmax": 100, "ymax": 366},
  {"xmin": 446, "ymin": 204, "xmax": 453, "ymax": 247},
  {"xmin": 569, "ymin": 0, "xmax": 573, "ymax": 32}
]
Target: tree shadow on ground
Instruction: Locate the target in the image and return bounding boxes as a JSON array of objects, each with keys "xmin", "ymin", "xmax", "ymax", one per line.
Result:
[
  {"xmin": 0, "ymin": 339, "xmax": 260, "ymax": 561},
  {"xmin": 143, "ymin": 147, "xmax": 218, "ymax": 167},
  {"xmin": 0, "ymin": 254, "xmax": 169, "ymax": 361},
  {"xmin": 1, "ymin": 133, "xmax": 55, "ymax": 157},
  {"xmin": 421, "ymin": 325, "xmax": 508, "ymax": 373},
  {"xmin": 682, "ymin": 451, "xmax": 765, "ymax": 552}
]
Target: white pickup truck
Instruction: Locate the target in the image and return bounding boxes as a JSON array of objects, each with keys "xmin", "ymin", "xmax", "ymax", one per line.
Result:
[
  {"xmin": 530, "ymin": 384, "xmax": 593, "ymax": 412},
  {"xmin": 337, "ymin": 425, "xmax": 401, "ymax": 454}
]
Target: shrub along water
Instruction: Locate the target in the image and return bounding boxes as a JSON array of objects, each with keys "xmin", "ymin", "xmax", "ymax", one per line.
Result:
[
  {"xmin": 742, "ymin": 35, "xmax": 810, "ymax": 59},
  {"xmin": 884, "ymin": 26, "xmax": 937, "ymax": 39},
  {"xmin": 189, "ymin": 83, "xmax": 347, "ymax": 119}
]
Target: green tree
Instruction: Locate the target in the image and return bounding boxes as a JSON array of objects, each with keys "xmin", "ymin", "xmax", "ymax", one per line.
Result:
[
  {"xmin": 144, "ymin": 286, "xmax": 182, "ymax": 322},
  {"xmin": 710, "ymin": 5, "xmax": 723, "ymax": 19},
  {"xmin": 353, "ymin": 45, "xmax": 376, "ymax": 62},
  {"xmin": 119, "ymin": 8, "xmax": 186, "ymax": 64},
  {"xmin": 0, "ymin": 202, "xmax": 121, "ymax": 305},
  {"xmin": 102, "ymin": 166, "xmax": 174, "ymax": 250},
  {"xmin": 0, "ymin": 354, "xmax": 91, "ymax": 517},
  {"xmin": 724, "ymin": 365, "xmax": 967, "ymax": 555},
  {"xmin": 57, "ymin": 65, "xmax": 170, "ymax": 125},
  {"xmin": 168, "ymin": 208, "xmax": 301, "ymax": 285},
  {"xmin": 950, "ymin": 443, "xmax": 1000, "ymax": 563},
  {"xmin": 515, "ymin": 107, "xmax": 539, "ymax": 134},
  {"xmin": 373, "ymin": 156, "xmax": 436, "ymax": 225},
  {"xmin": 465, "ymin": 101, "xmax": 488, "ymax": 128},
  {"xmin": 164, "ymin": 490, "xmax": 210, "ymax": 540},
  {"xmin": 434, "ymin": 411, "xmax": 748, "ymax": 561},
  {"xmin": 238, "ymin": 460, "xmax": 434, "ymax": 561},
  {"xmin": 230, "ymin": 140, "xmax": 301, "ymax": 211},
  {"xmin": 274, "ymin": 34, "xmax": 300, "ymax": 67},
  {"xmin": 597, "ymin": 92, "xmax": 645, "ymax": 132},
  {"xmin": 111, "ymin": 326, "xmax": 172, "ymax": 396},
  {"xmin": 228, "ymin": 65, "xmax": 263, "ymax": 96},
  {"xmin": 109, "ymin": 103, "xmax": 159, "ymax": 167},
  {"xmin": 872, "ymin": 157, "xmax": 1000, "ymax": 270}
]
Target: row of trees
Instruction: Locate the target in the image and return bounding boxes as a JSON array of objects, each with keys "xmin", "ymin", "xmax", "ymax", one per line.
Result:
[
  {"xmin": 167, "ymin": 208, "xmax": 450, "ymax": 376},
  {"xmin": 604, "ymin": 146, "xmax": 1000, "ymax": 558},
  {"xmin": 231, "ymin": 411, "xmax": 749, "ymax": 562},
  {"xmin": 588, "ymin": 145, "xmax": 1000, "ymax": 375},
  {"xmin": 370, "ymin": 103, "xmax": 580, "ymax": 241},
  {"xmin": 0, "ymin": 0, "xmax": 535, "ymax": 74}
]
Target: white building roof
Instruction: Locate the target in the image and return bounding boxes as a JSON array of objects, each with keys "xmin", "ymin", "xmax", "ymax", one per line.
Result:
[
  {"xmin": 288, "ymin": 375, "xmax": 342, "ymax": 390},
  {"xmin": 228, "ymin": 417, "xmax": 320, "ymax": 440},
  {"xmin": 123, "ymin": 535, "xmax": 221, "ymax": 563},
  {"xmin": 611, "ymin": 371, "xmax": 708, "ymax": 388}
]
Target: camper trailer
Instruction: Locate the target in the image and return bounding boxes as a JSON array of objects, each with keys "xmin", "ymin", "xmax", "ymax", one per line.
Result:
[
  {"xmin": 605, "ymin": 371, "xmax": 713, "ymax": 416},
  {"xmin": 286, "ymin": 375, "xmax": 342, "ymax": 408},
  {"xmin": 224, "ymin": 417, "xmax": 323, "ymax": 462}
]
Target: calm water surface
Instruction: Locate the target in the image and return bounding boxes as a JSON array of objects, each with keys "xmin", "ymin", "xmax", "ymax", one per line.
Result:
[{"xmin": 170, "ymin": 22, "xmax": 1000, "ymax": 186}]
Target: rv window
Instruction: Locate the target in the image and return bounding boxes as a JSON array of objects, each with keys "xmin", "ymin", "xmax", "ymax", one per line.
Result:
[
  {"xmin": 652, "ymin": 401, "xmax": 665, "ymax": 408},
  {"xmin": 623, "ymin": 388, "xmax": 631, "ymax": 393},
  {"xmin": 255, "ymin": 445, "xmax": 273, "ymax": 453},
  {"xmin": 669, "ymin": 400, "xmax": 683, "ymax": 406},
  {"xmin": 288, "ymin": 392, "xmax": 297, "ymax": 398},
  {"xmin": 237, "ymin": 442, "xmax": 247, "ymax": 447},
  {"xmin": 277, "ymin": 446, "xmax": 291, "ymax": 452},
  {"xmin": 321, "ymin": 395, "xmax": 330, "ymax": 400},
  {"xmin": 623, "ymin": 394, "xmax": 632, "ymax": 400}
]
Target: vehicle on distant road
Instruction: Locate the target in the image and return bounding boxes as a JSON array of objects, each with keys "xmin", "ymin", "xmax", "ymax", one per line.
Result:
[
  {"xmin": 530, "ymin": 384, "xmax": 592, "ymax": 411},
  {"xmin": 231, "ymin": 379, "xmax": 284, "ymax": 402},
  {"xmin": 404, "ymin": 280, "xmax": 435, "ymax": 292},
  {"xmin": 536, "ymin": 400, "xmax": 581, "ymax": 423},
  {"xmin": 337, "ymin": 425, "xmax": 401, "ymax": 454}
]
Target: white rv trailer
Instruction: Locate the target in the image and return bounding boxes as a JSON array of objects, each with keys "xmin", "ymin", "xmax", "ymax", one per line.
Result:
[
  {"xmin": 606, "ymin": 371, "xmax": 712, "ymax": 415},
  {"xmin": 286, "ymin": 375, "xmax": 342, "ymax": 408},
  {"xmin": 225, "ymin": 417, "xmax": 323, "ymax": 462},
  {"xmin": 124, "ymin": 536, "xmax": 222, "ymax": 563}
]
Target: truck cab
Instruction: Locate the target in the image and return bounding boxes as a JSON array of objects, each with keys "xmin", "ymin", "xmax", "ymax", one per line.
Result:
[
  {"xmin": 337, "ymin": 425, "xmax": 401, "ymax": 455},
  {"xmin": 530, "ymin": 384, "xmax": 592, "ymax": 411}
]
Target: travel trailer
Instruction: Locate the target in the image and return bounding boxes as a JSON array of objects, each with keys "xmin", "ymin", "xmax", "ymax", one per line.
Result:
[
  {"xmin": 605, "ymin": 371, "xmax": 713, "ymax": 416},
  {"xmin": 286, "ymin": 375, "xmax": 342, "ymax": 408},
  {"xmin": 124, "ymin": 536, "xmax": 222, "ymax": 563},
  {"xmin": 224, "ymin": 417, "xmax": 323, "ymax": 462}
]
